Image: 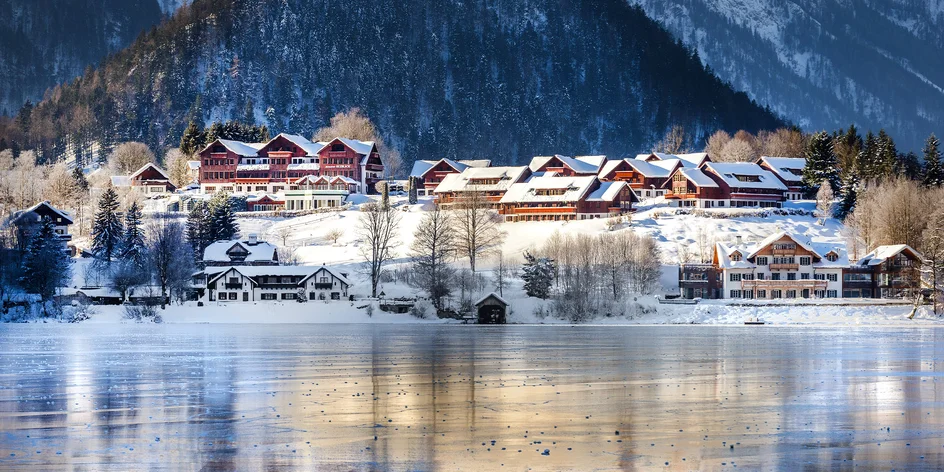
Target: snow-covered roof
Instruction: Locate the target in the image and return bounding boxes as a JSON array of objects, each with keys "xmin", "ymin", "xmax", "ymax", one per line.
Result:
[
  {"xmin": 410, "ymin": 158, "xmax": 470, "ymax": 178},
  {"xmin": 459, "ymin": 159, "xmax": 492, "ymax": 168},
  {"xmin": 295, "ymin": 174, "xmax": 328, "ymax": 185},
  {"xmin": 703, "ymin": 162, "xmax": 787, "ymax": 190},
  {"xmin": 247, "ymin": 193, "xmax": 283, "ymax": 202},
  {"xmin": 758, "ymin": 156, "xmax": 806, "ymax": 183},
  {"xmin": 315, "ymin": 137, "xmax": 376, "ymax": 156},
  {"xmin": 857, "ymin": 245, "xmax": 923, "ymax": 266},
  {"xmin": 586, "ymin": 180, "xmax": 635, "ymax": 202},
  {"xmin": 717, "ymin": 233, "xmax": 850, "ymax": 269},
  {"xmin": 715, "ymin": 242, "xmax": 754, "ymax": 269},
  {"xmin": 129, "ymin": 162, "xmax": 171, "ymax": 181},
  {"xmin": 634, "ymin": 152, "xmax": 676, "ymax": 162},
  {"xmin": 11, "ymin": 201, "xmax": 74, "ymax": 225},
  {"xmin": 275, "ymin": 133, "xmax": 322, "ymax": 155},
  {"xmin": 529, "ymin": 155, "xmax": 602, "ymax": 174},
  {"xmin": 675, "ymin": 153, "xmax": 710, "ymax": 167},
  {"xmin": 678, "ymin": 168, "xmax": 719, "ymax": 188},
  {"xmin": 187, "ymin": 160, "xmax": 201, "ymax": 170},
  {"xmin": 434, "ymin": 166, "xmax": 529, "ymax": 193},
  {"xmin": 627, "ymin": 159, "xmax": 677, "ymax": 178},
  {"xmin": 500, "ymin": 175, "xmax": 598, "ymax": 204},
  {"xmin": 206, "ymin": 265, "xmax": 351, "ymax": 287},
  {"xmin": 331, "ymin": 175, "xmax": 359, "ymax": 185},
  {"xmin": 475, "ymin": 292, "xmax": 509, "ymax": 306},
  {"xmin": 746, "ymin": 232, "xmax": 821, "ymax": 260},
  {"xmin": 203, "ymin": 239, "xmax": 278, "ymax": 263},
  {"xmin": 205, "ymin": 139, "xmax": 263, "ymax": 157}
]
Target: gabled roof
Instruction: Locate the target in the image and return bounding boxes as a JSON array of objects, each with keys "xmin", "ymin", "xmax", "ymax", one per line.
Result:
[
  {"xmin": 499, "ymin": 175, "xmax": 599, "ymax": 204},
  {"xmin": 187, "ymin": 160, "xmax": 201, "ymax": 170},
  {"xmin": 206, "ymin": 265, "xmax": 351, "ymax": 287},
  {"xmin": 11, "ymin": 201, "xmax": 74, "ymax": 225},
  {"xmin": 757, "ymin": 156, "xmax": 806, "ymax": 183},
  {"xmin": 410, "ymin": 158, "xmax": 470, "ymax": 178},
  {"xmin": 434, "ymin": 166, "xmax": 530, "ymax": 193},
  {"xmin": 475, "ymin": 292, "xmax": 509, "ymax": 307},
  {"xmin": 331, "ymin": 175, "xmax": 359, "ymax": 185},
  {"xmin": 273, "ymin": 133, "xmax": 322, "ymax": 155},
  {"xmin": 634, "ymin": 152, "xmax": 677, "ymax": 162},
  {"xmin": 247, "ymin": 193, "xmax": 284, "ymax": 203},
  {"xmin": 703, "ymin": 162, "xmax": 788, "ymax": 190},
  {"xmin": 203, "ymin": 238, "xmax": 278, "ymax": 263},
  {"xmin": 315, "ymin": 137, "xmax": 377, "ymax": 156},
  {"xmin": 675, "ymin": 153, "xmax": 710, "ymax": 167},
  {"xmin": 746, "ymin": 232, "xmax": 821, "ymax": 260},
  {"xmin": 529, "ymin": 155, "xmax": 602, "ymax": 174},
  {"xmin": 677, "ymin": 168, "xmax": 719, "ymax": 188},
  {"xmin": 586, "ymin": 180, "xmax": 637, "ymax": 203},
  {"xmin": 129, "ymin": 162, "xmax": 171, "ymax": 181},
  {"xmin": 295, "ymin": 174, "xmax": 329, "ymax": 185},
  {"xmin": 199, "ymin": 138, "xmax": 263, "ymax": 157},
  {"xmin": 857, "ymin": 245, "xmax": 924, "ymax": 266}
]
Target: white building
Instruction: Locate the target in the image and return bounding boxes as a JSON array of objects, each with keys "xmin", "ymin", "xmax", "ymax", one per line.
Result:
[
  {"xmin": 205, "ymin": 265, "xmax": 351, "ymax": 302},
  {"xmin": 203, "ymin": 235, "xmax": 279, "ymax": 266},
  {"xmin": 757, "ymin": 156, "xmax": 806, "ymax": 201},
  {"xmin": 714, "ymin": 232, "xmax": 846, "ymax": 300}
]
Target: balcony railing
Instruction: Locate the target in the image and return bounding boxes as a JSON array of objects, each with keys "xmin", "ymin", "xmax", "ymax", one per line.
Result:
[
  {"xmin": 224, "ymin": 283, "xmax": 242, "ymax": 289},
  {"xmin": 741, "ymin": 279, "xmax": 827, "ymax": 289},
  {"xmin": 314, "ymin": 283, "xmax": 333, "ymax": 290},
  {"xmin": 500, "ymin": 206, "xmax": 577, "ymax": 215},
  {"xmin": 770, "ymin": 263, "xmax": 799, "ymax": 270}
]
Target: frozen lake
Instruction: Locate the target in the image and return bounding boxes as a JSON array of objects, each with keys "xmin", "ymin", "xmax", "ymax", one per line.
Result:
[{"xmin": 1, "ymin": 324, "xmax": 943, "ymax": 470}]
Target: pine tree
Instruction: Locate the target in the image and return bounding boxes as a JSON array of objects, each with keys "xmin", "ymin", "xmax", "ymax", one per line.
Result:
[
  {"xmin": 208, "ymin": 193, "xmax": 239, "ymax": 242},
  {"xmin": 91, "ymin": 188, "xmax": 123, "ymax": 262},
  {"xmin": 923, "ymin": 134, "xmax": 944, "ymax": 187},
  {"xmin": 858, "ymin": 131, "xmax": 877, "ymax": 180},
  {"xmin": 835, "ymin": 173, "xmax": 858, "ymax": 220},
  {"xmin": 71, "ymin": 166, "xmax": 89, "ymax": 193},
  {"xmin": 521, "ymin": 251, "xmax": 555, "ymax": 299},
  {"xmin": 186, "ymin": 200, "xmax": 211, "ymax": 261},
  {"xmin": 122, "ymin": 202, "xmax": 146, "ymax": 265},
  {"xmin": 875, "ymin": 130, "xmax": 898, "ymax": 179},
  {"xmin": 180, "ymin": 121, "xmax": 204, "ymax": 156},
  {"xmin": 802, "ymin": 131, "xmax": 839, "ymax": 194},
  {"xmin": 20, "ymin": 217, "xmax": 71, "ymax": 312}
]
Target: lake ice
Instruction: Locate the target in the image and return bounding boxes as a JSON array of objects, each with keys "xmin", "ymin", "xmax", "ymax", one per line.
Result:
[{"xmin": 1, "ymin": 324, "xmax": 943, "ymax": 470}]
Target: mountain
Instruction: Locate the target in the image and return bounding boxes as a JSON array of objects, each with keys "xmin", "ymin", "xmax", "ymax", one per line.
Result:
[
  {"xmin": 0, "ymin": 0, "xmax": 783, "ymax": 165},
  {"xmin": 627, "ymin": 0, "xmax": 944, "ymax": 151},
  {"xmin": 0, "ymin": 0, "xmax": 191, "ymax": 116}
]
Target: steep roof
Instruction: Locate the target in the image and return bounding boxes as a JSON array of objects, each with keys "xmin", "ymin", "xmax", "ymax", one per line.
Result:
[
  {"xmin": 529, "ymin": 155, "xmax": 602, "ymax": 174},
  {"xmin": 11, "ymin": 201, "xmax": 74, "ymax": 225},
  {"xmin": 675, "ymin": 152, "xmax": 710, "ymax": 167},
  {"xmin": 187, "ymin": 160, "xmax": 201, "ymax": 170},
  {"xmin": 586, "ymin": 180, "xmax": 636, "ymax": 202},
  {"xmin": 500, "ymin": 175, "xmax": 598, "ymax": 203},
  {"xmin": 210, "ymin": 139, "xmax": 263, "ymax": 157},
  {"xmin": 203, "ymin": 239, "xmax": 278, "ymax": 263},
  {"xmin": 758, "ymin": 156, "xmax": 806, "ymax": 183},
  {"xmin": 275, "ymin": 133, "xmax": 322, "ymax": 155},
  {"xmin": 857, "ymin": 245, "xmax": 924, "ymax": 265},
  {"xmin": 703, "ymin": 162, "xmax": 787, "ymax": 190},
  {"xmin": 316, "ymin": 137, "xmax": 376, "ymax": 156},
  {"xmin": 746, "ymin": 232, "xmax": 821, "ymax": 259},
  {"xmin": 434, "ymin": 166, "xmax": 529, "ymax": 193},
  {"xmin": 678, "ymin": 168, "xmax": 719, "ymax": 188},
  {"xmin": 410, "ymin": 158, "xmax": 470, "ymax": 178},
  {"xmin": 129, "ymin": 162, "xmax": 171, "ymax": 181}
]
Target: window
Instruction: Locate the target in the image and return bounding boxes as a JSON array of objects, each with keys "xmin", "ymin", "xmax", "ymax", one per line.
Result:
[
  {"xmin": 786, "ymin": 290, "xmax": 797, "ymax": 298},
  {"xmin": 730, "ymin": 290, "xmax": 742, "ymax": 298},
  {"xmin": 826, "ymin": 253, "xmax": 838, "ymax": 262},
  {"xmin": 281, "ymin": 293, "xmax": 297, "ymax": 300},
  {"xmin": 799, "ymin": 257, "xmax": 811, "ymax": 266},
  {"xmin": 756, "ymin": 257, "xmax": 768, "ymax": 266},
  {"xmin": 787, "ymin": 273, "xmax": 797, "ymax": 281},
  {"xmin": 730, "ymin": 273, "xmax": 741, "ymax": 282},
  {"xmin": 827, "ymin": 273, "xmax": 838, "ymax": 282},
  {"xmin": 331, "ymin": 292, "xmax": 341, "ymax": 300},
  {"xmin": 757, "ymin": 290, "xmax": 767, "ymax": 299},
  {"xmin": 730, "ymin": 252, "xmax": 741, "ymax": 262},
  {"xmin": 319, "ymin": 277, "xmax": 329, "ymax": 283},
  {"xmin": 229, "ymin": 292, "xmax": 238, "ymax": 300},
  {"xmin": 742, "ymin": 274, "xmax": 754, "ymax": 281},
  {"xmin": 772, "ymin": 273, "xmax": 781, "ymax": 281},
  {"xmin": 814, "ymin": 273, "xmax": 825, "ymax": 280},
  {"xmin": 827, "ymin": 290, "xmax": 838, "ymax": 298},
  {"xmin": 800, "ymin": 273, "xmax": 810, "ymax": 280},
  {"xmin": 261, "ymin": 293, "xmax": 277, "ymax": 300},
  {"xmin": 756, "ymin": 273, "xmax": 765, "ymax": 280},
  {"xmin": 743, "ymin": 290, "xmax": 754, "ymax": 299},
  {"xmin": 771, "ymin": 290, "xmax": 782, "ymax": 299}
]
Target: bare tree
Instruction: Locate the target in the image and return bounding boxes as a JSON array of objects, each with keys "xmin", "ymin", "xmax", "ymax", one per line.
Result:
[
  {"xmin": 655, "ymin": 125, "xmax": 689, "ymax": 154},
  {"xmin": 705, "ymin": 130, "xmax": 731, "ymax": 158},
  {"xmin": 923, "ymin": 207, "xmax": 944, "ymax": 315},
  {"xmin": 719, "ymin": 137, "xmax": 756, "ymax": 162},
  {"xmin": 383, "ymin": 148, "xmax": 404, "ymax": 180},
  {"xmin": 492, "ymin": 251, "xmax": 514, "ymax": 297},
  {"xmin": 273, "ymin": 226, "xmax": 293, "ymax": 246},
  {"xmin": 815, "ymin": 180, "xmax": 835, "ymax": 224},
  {"xmin": 357, "ymin": 201, "xmax": 401, "ymax": 297},
  {"xmin": 109, "ymin": 142, "xmax": 155, "ymax": 175},
  {"xmin": 452, "ymin": 191, "xmax": 505, "ymax": 272},
  {"xmin": 164, "ymin": 148, "xmax": 192, "ymax": 188},
  {"xmin": 325, "ymin": 228, "xmax": 344, "ymax": 245},
  {"xmin": 45, "ymin": 162, "xmax": 78, "ymax": 210},
  {"xmin": 758, "ymin": 128, "xmax": 807, "ymax": 158},
  {"xmin": 410, "ymin": 206, "xmax": 456, "ymax": 310},
  {"xmin": 147, "ymin": 217, "xmax": 194, "ymax": 309}
]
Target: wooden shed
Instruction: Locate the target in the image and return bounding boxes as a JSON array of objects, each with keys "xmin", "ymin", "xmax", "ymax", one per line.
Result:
[{"xmin": 475, "ymin": 293, "xmax": 509, "ymax": 324}]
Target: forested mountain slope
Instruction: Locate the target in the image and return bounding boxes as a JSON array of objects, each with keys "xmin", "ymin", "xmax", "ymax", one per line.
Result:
[
  {"xmin": 628, "ymin": 0, "xmax": 944, "ymax": 150},
  {"xmin": 0, "ymin": 0, "xmax": 188, "ymax": 115},
  {"xmin": 1, "ymin": 0, "xmax": 782, "ymax": 165}
]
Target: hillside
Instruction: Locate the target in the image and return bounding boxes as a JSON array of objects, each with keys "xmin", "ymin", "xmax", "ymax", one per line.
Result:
[
  {"xmin": 628, "ymin": 0, "xmax": 944, "ymax": 151},
  {"xmin": 0, "ymin": 0, "xmax": 189, "ymax": 116},
  {"xmin": 1, "ymin": 0, "xmax": 782, "ymax": 165}
]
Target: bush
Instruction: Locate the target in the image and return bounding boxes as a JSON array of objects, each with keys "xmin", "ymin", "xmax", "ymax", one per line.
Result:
[
  {"xmin": 124, "ymin": 303, "xmax": 162, "ymax": 323},
  {"xmin": 409, "ymin": 300, "xmax": 432, "ymax": 319}
]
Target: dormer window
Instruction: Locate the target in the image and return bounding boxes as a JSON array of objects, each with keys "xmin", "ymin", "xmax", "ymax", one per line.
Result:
[
  {"xmin": 730, "ymin": 252, "xmax": 742, "ymax": 262},
  {"xmin": 734, "ymin": 174, "xmax": 762, "ymax": 183},
  {"xmin": 826, "ymin": 252, "xmax": 838, "ymax": 262},
  {"xmin": 332, "ymin": 143, "xmax": 345, "ymax": 152}
]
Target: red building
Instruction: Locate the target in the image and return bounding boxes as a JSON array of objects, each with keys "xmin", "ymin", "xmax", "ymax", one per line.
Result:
[
  {"xmin": 598, "ymin": 158, "xmax": 680, "ymax": 199},
  {"xmin": 498, "ymin": 176, "xmax": 637, "ymax": 222},
  {"xmin": 315, "ymin": 137, "xmax": 384, "ymax": 194},
  {"xmin": 409, "ymin": 158, "xmax": 492, "ymax": 195},
  {"xmin": 528, "ymin": 155, "xmax": 607, "ymax": 176},
  {"xmin": 663, "ymin": 162, "xmax": 787, "ymax": 209}
]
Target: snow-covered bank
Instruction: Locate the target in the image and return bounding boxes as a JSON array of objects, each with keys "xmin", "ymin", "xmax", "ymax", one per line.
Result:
[{"xmin": 67, "ymin": 299, "xmax": 943, "ymax": 326}]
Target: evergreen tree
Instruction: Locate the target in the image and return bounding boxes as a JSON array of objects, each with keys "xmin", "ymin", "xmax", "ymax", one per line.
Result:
[
  {"xmin": 243, "ymin": 99, "xmax": 255, "ymax": 125},
  {"xmin": 122, "ymin": 202, "xmax": 146, "ymax": 265},
  {"xmin": 923, "ymin": 134, "xmax": 944, "ymax": 187},
  {"xmin": 858, "ymin": 131, "xmax": 877, "ymax": 180},
  {"xmin": 521, "ymin": 251, "xmax": 556, "ymax": 299},
  {"xmin": 895, "ymin": 151, "xmax": 922, "ymax": 180},
  {"xmin": 91, "ymin": 188, "xmax": 123, "ymax": 262},
  {"xmin": 208, "ymin": 193, "xmax": 239, "ymax": 242},
  {"xmin": 875, "ymin": 130, "xmax": 898, "ymax": 179},
  {"xmin": 186, "ymin": 200, "xmax": 211, "ymax": 262},
  {"xmin": 71, "ymin": 166, "xmax": 89, "ymax": 193},
  {"xmin": 802, "ymin": 131, "xmax": 839, "ymax": 193},
  {"xmin": 180, "ymin": 121, "xmax": 204, "ymax": 156},
  {"xmin": 835, "ymin": 173, "xmax": 858, "ymax": 220},
  {"xmin": 20, "ymin": 217, "xmax": 71, "ymax": 312}
]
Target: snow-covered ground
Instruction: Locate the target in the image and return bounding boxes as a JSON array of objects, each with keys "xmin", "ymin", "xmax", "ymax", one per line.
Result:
[{"xmin": 61, "ymin": 195, "xmax": 943, "ymax": 326}]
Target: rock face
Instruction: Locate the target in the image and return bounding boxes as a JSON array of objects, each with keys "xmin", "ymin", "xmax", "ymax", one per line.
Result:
[
  {"xmin": 2, "ymin": 0, "xmax": 781, "ymax": 165},
  {"xmin": 628, "ymin": 0, "xmax": 944, "ymax": 150},
  {"xmin": 0, "ymin": 0, "xmax": 189, "ymax": 116}
]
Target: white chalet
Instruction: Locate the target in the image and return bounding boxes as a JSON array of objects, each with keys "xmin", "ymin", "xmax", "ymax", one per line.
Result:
[
  {"xmin": 10, "ymin": 201, "xmax": 74, "ymax": 252},
  {"xmin": 205, "ymin": 265, "xmax": 351, "ymax": 302},
  {"xmin": 715, "ymin": 232, "xmax": 846, "ymax": 300},
  {"xmin": 203, "ymin": 235, "xmax": 279, "ymax": 266}
]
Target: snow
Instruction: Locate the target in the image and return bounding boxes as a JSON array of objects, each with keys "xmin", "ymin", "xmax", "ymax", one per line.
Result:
[
  {"xmin": 212, "ymin": 139, "xmax": 263, "ymax": 157},
  {"xmin": 500, "ymin": 175, "xmax": 598, "ymax": 203},
  {"xmin": 286, "ymin": 163, "xmax": 319, "ymax": 171},
  {"xmin": 129, "ymin": 162, "xmax": 170, "ymax": 180},
  {"xmin": 434, "ymin": 166, "xmax": 529, "ymax": 193},
  {"xmin": 585, "ymin": 180, "xmax": 628, "ymax": 201},
  {"xmin": 858, "ymin": 244, "xmax": 923, "ymax": 265},
  {"xmin": 236, "ymin": 163, "xmax": 270, "ymax": 171},
  {"xmin": 679, "ymin": 168, "xmax": 719, "ymax": 187},
  {"xmin": 315, "ymin": 137, "xmax": 375, "ymax": 156},
  {"xmin": 758, "ymin": 156, "xmax": 805, "ymax": 183},
  {"xmin": 529, "ymin": 155, "xmax": 601, "ymax": 174},
  {"xmin": 275, "ymin": 133, "xmax": 322, "ymax": 155},
  {"xmin": 703, "ymin": 162, "xmax": 788, "ymax": 190},
  {"xmin": 203, "ymin": 239, "xmax": 278, "ymax": 264}
]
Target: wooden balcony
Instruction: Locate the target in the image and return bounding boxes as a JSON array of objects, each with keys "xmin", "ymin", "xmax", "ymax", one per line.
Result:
[
  {"xmin": 500, "ymin": 206, "xmax": 577, "ymax": 215},
  {"xmin": 772, "ymin": 248, "xmax": 796, "ymax": 255},
  {"xmin": 770, "ymin": 263, "xmax": 799, "ymax": 270}
]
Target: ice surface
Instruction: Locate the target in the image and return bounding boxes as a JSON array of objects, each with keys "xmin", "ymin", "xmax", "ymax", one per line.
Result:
[{"xmin": 1, "ymin": 324, "xmax": 943, "ymax": 470}]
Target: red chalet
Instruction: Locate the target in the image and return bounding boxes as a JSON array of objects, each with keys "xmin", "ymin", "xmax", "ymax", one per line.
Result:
[
  {"xmin": 409, "ymin": 158, "xmax": 492, "ymax": 195},
  {"xmin": 197, "ymin": 134, "xmax": 384, "ymax": 195},
  {"xmin": 528, "ymin": 155, "xmax": 607, "ymax": 176},
  {"xmin": 663, "ymin": 162, "xmax": 787, "ymax": 209}
]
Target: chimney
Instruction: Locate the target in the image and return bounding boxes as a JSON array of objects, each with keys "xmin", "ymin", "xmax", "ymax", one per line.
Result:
[
  {"xmin": 247, "ymin": 234, "xmax": 258, "ymax": 245},
  {"xmin": 735, "ymin": 235, "xmax": 743, "ymax": 246}
]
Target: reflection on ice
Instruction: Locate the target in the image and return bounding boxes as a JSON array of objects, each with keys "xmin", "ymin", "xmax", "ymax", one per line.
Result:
[{"xmin": 0, "ymin": 324, "xmax": 942, "ymax": 470}]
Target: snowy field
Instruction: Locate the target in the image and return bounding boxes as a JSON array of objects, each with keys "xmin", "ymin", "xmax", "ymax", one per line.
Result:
[{"xmin": 60, "ymin": 195, "xmax": 942, "ymax": 326}]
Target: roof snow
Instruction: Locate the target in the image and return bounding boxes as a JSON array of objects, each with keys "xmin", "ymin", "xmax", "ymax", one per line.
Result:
[
  {"xmin": 857, "ymin": 245, "xmax": 923, "ymax": 265},
  {"xmin": 529, "ymin": 155, "xmax": 603, "ymax": 174},
  {"xmin": 703, "ymin": 162, "xmax": 787, "ymax": 190},
  {"xmin": 410, "ymin": 158, "xmax": 470, "ymax": 178},
  {"xmin": 717, "ymin": 232, "xmax": 850, "ymax": 269},
  {"xmin": 236, "ymin": 163, "xmax": 270, "ymax": 171},
  {"xmin": 586, "ymin": 180, "xmax": 635, "ymax": 202},
  {"xmin": 111, "ymin": 176, "xmax": 131, "ymax": 187},
  {"xmin": 316, "ymin": 137, "xmax": 376, "ymax": 156},
  {"xmin": 434, "ymin": 166, "xmax": 529, "ymax": 193},
  {"xmin": 206, "ymin": 265, "xmax": 351, "ymax": 286},
  {"xmin": 275, "ymin": 133, "xmax": 322, "ymax": 155},
  {"xmin": 187, "ymin": 160, "xmax": 201, "ymax": 170},
  {"xmin": 500, "ymin": 175, "xmax": 599, "ymax": 204},
  {"xmin": 203, "ymin": 239, "xmax": 278, "ymax": 263},
  {"xmin": 216, "ymin": 139, "xmax": 264, "ymax": 157},
  {"xmin": 758, "ymin": 156, "xmax": 806, "ymax": 182},
  {"xmin": 12, "ymin": 201, "xmax": 74, "ymax": 225},
  {"xmin": 286, "ymin": 162, "xmax": 320, "ymax": 171},
  {"xmin": 635, "ymin": 152, "xmax": 706, "ymax": 168},
  {"xmin": 129, "ymin": 162, "xmax": 171, "ymax": 181},
  {"xmin": 675, "ymin": 153, "xmax": 710, "ymax": 167},
  {"xmin": 247, "ymin": 194, "xmax": 283, "ymax": 202},
  {"xmin": 678, "ymin": 168, "xmax": 719, "ymax": 187}
]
